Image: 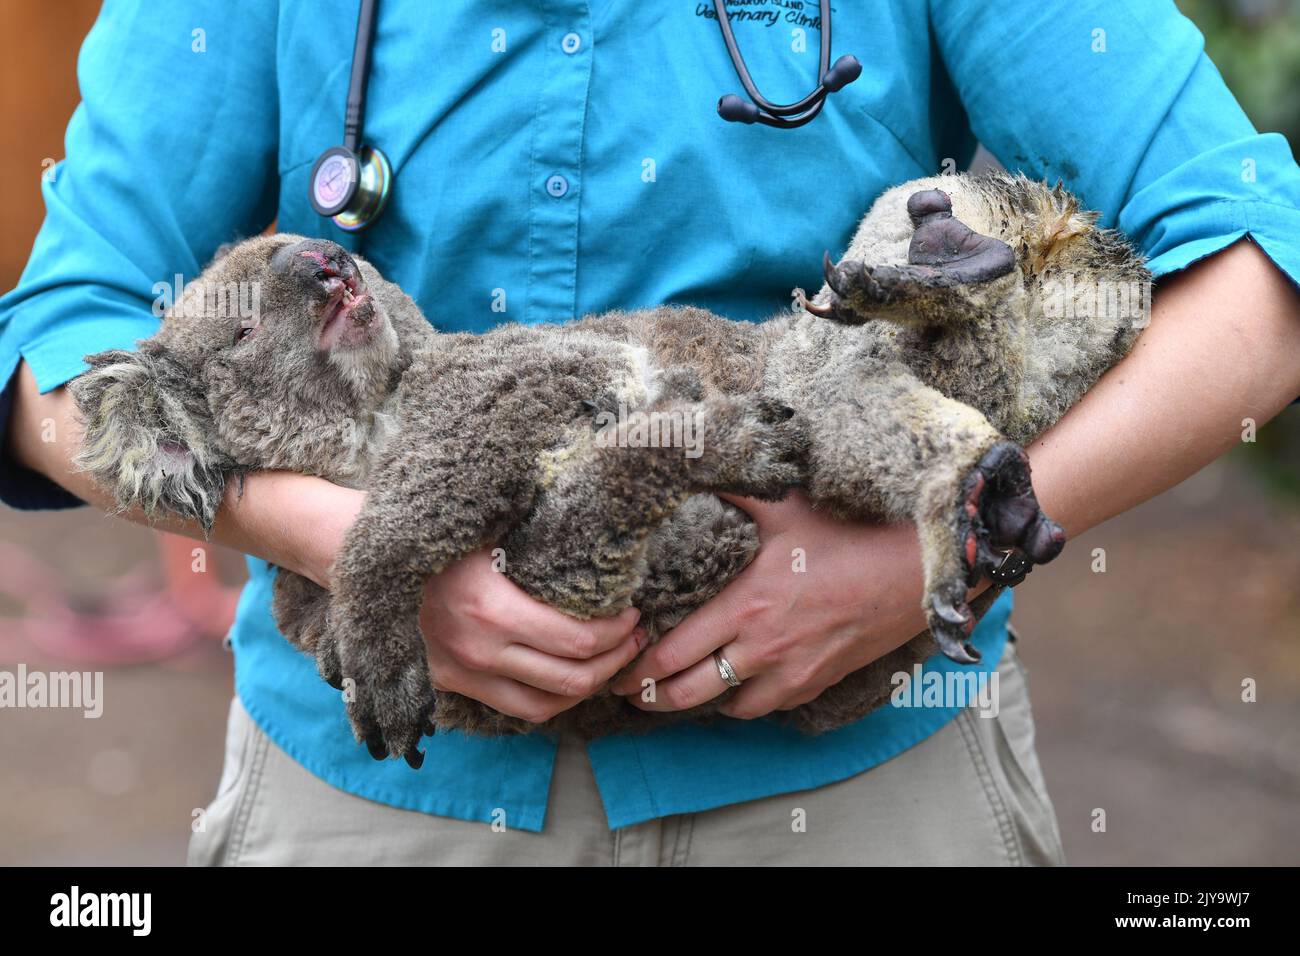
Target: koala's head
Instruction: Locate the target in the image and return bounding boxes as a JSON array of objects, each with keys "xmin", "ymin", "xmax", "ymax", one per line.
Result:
[{"xmin": 71, "ymin": 235, "xmax": 414, "ymax": 530}]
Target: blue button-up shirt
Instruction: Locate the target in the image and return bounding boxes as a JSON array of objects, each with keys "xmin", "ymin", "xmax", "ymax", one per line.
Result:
[{"xmin": 2, "ymin": 1, "xmax": 1298, "ymax": 831}]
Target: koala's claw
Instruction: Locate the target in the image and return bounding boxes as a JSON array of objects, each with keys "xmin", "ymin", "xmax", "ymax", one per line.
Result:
[
  {"xmin": 350, "ymin": 688, "xmax": 437, "ymax": 768},
  {"xmin": 823, "ymin": 252, "xmax": 868, "ymax": 298},
  {"xmin": 930, "ymin": 591, "xmax": 980, "ymax": 664},
  {"xmin": 813, "ymin": 253, "xmax": 924, "ymax": 322},
  {"xmin": 361, "ymin": 723, "xmax": 428, "ymax": 769},
  {"xmin": 316, "ymin": 634, "xmax": 344, "ymax": 690},
  {"xmin": 931, "ymin": 594, "xmax": 973, "ymax": 627}
]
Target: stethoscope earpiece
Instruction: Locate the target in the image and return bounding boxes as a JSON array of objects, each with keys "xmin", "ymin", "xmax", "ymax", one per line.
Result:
[
  {"xmin": 713, "ymin": 0, "xmax": 859, "ymax": 129},
  {"xmin": 717, "ymin": 94, "xmax": 762, "ymax": 125},
  {"xmin": 822, "ymin": 55, "xmax": 863, "ymax": 93}
]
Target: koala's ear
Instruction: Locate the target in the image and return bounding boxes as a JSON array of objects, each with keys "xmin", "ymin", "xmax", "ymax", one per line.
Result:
[
  {"xmin": 69, "ymin": 345, "xmax": 233, "ymax": 533},
  {"xmin": 210, "ymin": 240, "xmax": 240, "ymax": 264}
]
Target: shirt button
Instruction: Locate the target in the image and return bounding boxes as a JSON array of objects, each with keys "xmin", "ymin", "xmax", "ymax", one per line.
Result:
[
  {"xmin": 561, "ymin": 32, "xmax": 582, "ymax": 54},
  {"xmin": 545, "ymin": 174, "xmax": 570, "ymax": 198}
]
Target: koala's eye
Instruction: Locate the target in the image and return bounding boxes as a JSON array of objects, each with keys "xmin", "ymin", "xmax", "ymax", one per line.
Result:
[{"xmin": 234, "ymin": 325, "xmax": 256, "ymax": 344}]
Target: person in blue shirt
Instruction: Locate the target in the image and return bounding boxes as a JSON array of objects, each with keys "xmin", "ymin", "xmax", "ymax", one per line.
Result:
[{"xmin": 3, "ymin": 1, "xmax": 1299, "ymax": 865}]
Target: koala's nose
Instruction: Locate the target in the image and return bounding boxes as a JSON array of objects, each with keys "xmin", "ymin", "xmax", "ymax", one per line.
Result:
[{"xmin": 271, "ymin": 238, "xmax": 361, "ymax": 286}]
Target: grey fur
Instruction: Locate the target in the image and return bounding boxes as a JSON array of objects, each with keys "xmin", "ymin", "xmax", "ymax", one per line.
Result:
[{"xmin": 70, "ymin": 172, "xmax": 1149, "ymax": 765}]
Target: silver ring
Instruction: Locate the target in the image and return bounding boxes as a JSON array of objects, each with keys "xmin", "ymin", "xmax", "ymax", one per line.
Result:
[{"xmin": 714, "ymin": 651, "xmax": 742, "ymax": 688}]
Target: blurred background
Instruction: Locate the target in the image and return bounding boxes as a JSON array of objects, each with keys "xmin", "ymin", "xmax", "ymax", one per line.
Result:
[{"xmin": 0, "ymin": 0, "xmax": 1297, "ymax": 865}]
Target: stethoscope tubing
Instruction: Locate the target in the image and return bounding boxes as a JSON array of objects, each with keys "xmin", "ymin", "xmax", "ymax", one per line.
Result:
[
  {"xmin": 343, "ymin": 0, "xmax": 379, "ymax": 153},
  {"xmin": 712, "ymin": 0, "xmax": 833, "ymax": 117},
  {"xmin": 316, "ymin": 0, "xmax": 859, "ymax": 228}
]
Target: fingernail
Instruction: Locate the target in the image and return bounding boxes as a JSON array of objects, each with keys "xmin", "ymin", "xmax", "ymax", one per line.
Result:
[{"xmin": 630, "ymin": 627, "xmax": 647, "ymax": 651}]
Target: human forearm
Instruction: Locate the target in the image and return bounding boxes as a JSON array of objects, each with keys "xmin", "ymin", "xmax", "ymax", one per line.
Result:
[
  {"xmin": 1027, "ymin": 240, "xmax": 1300, "ymax": 537},
  {"xmin": 4, "ymin": 360, "xmax": 359, "ymax": 587}
]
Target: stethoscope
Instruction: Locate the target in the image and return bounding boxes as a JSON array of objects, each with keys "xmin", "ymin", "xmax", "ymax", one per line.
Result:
[
  {"xmin": 308, "ymin": 0, "xmax": 391, "ymax": 231},
  {"xmin": 310, "ymin": 0, "xmax": 861, "ymax": 232},
  {"xmin": 714, "ymin": 0, "xmax": 861, "ymax": 128}
]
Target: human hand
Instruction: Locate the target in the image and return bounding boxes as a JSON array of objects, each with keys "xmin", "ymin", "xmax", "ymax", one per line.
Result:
[
  {"xmin": 222, "ymin": 476, "xmax": 643, "ymax": 725},
  {"xmin": 611, "ymin": 491, "xmax": 932, "ymax": 719},
  {"xmin": 417, "ymin": 549, "xmax": 645, "ymax": 723}
]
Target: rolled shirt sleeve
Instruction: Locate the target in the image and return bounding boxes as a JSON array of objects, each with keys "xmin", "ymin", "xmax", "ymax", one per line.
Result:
[
  {"xmin": 929, "ymin": 0, "xmax": 1300, "ymax": 286},
  {"xmin": 0, "ymin": 0, "xmax": 281, "ymax": 509}
]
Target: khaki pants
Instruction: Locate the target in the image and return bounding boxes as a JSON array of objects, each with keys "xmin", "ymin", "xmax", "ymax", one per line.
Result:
[{"xmin": 188, "ymin": 638, "xmax": 1064, "ymax": 866}]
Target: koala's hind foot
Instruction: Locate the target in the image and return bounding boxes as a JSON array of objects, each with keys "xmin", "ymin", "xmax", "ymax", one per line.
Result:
[
  {"xmin": 810, "ymin": 187, "xmax": 1015, "ymax": 325},
  {"xmin": 918, "ymin": 441, "xmax": 1065, "ymax": 663}
]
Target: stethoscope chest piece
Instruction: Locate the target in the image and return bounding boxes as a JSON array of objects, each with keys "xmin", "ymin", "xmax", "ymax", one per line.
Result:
[{"xmin": 309, "ymin": 143, "xmax": 392, "ymax": 232}]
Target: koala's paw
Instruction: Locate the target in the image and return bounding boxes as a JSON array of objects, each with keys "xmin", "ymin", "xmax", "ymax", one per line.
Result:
[
  {"xmin": 694, "ymin": 394, "xmax": 806, "ymax": 499},
  {"xmin": 927, "ymin": 441, "xmax": 1065, "ymax": 664},
  {"xmin": 808, "ymin": 188, "xmax": 1015, "ymax": 324},
  {"xmin": 338, "ymin": 623, "xmax": 438, "ymax": 770}
]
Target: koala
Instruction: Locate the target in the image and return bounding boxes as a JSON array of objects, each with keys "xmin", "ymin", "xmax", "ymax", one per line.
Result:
[{"xmin": 70, "ymin": 172, "xmax": 1150, "ymax": 768}]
